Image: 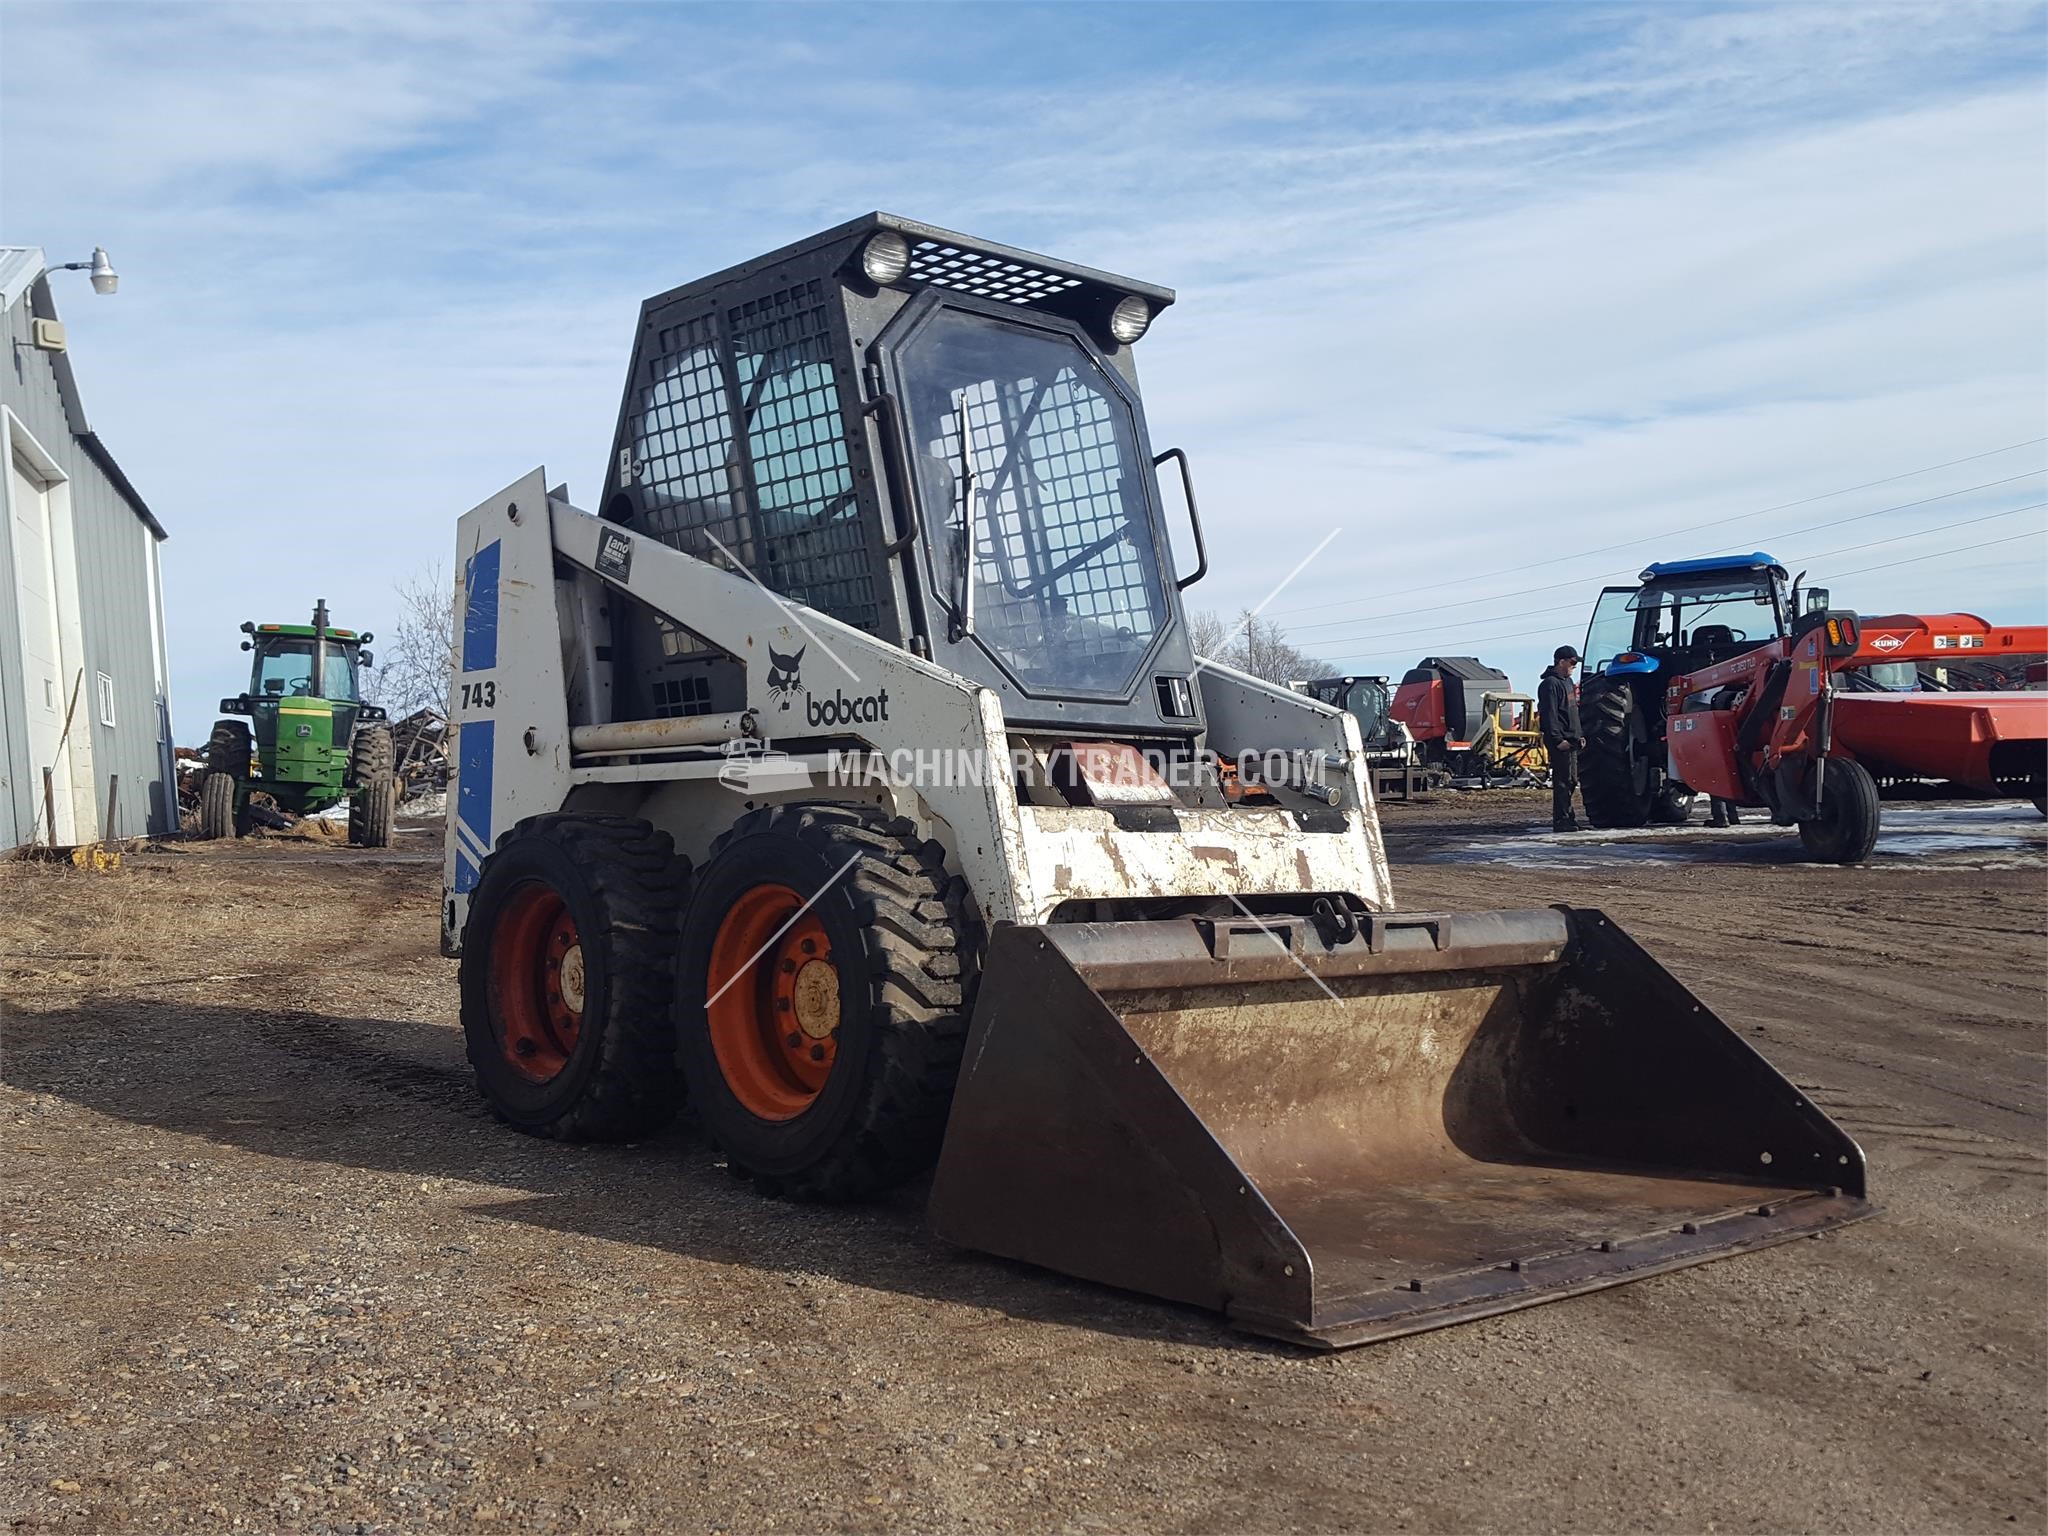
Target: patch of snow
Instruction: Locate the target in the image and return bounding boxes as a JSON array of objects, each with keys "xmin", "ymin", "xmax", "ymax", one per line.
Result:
[{"xmin": 1426, "ymin": 801, "xmax": 2045, "ymax": 871}]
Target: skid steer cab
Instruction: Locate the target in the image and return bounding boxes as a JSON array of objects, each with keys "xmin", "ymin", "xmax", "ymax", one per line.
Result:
[{"xmin": 441, "ymin": 215, "xmax": 1869, "ymax": 1347}]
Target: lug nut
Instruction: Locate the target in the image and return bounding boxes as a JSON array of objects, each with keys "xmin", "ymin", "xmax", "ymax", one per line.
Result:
[
  {"xmin": 809, "ymin": 1045, "xmax": 826, "ymax": 1062},
  {"xmin": 786, "ymin": 1032, "xmax": 803, "ymax": 1050}
]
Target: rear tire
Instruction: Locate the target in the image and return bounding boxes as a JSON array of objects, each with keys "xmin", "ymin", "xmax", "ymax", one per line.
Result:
[
  {"xmin": 459, "ymin": 814, "xmax": 689, "ymax": 1140},
  {"xmin": 1798, "ymin": 759, "xmax": 1880, "ymax": 864},
  {"xmin": 349, "ymin": 725, "xmax": 396, "ymax": 848},
  {"xmin": 677, "ymin": 802, "xmax": 977, "ymax": 1201},
  {"xmin": 1580, "ymin": 678, "xmax": 1654, "ymax": 828},
  {"xmin": 197, "ymin": 771, "xmax": 238, "ymax": 841},
  {"xmin": 206, "ymin": 718, "xmax": 252, "ymax": 779}
]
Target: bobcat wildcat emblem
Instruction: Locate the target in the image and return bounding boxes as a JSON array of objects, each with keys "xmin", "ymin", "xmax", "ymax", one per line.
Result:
[{"xmin": 766, "ymin": 645, "xmax": 805, "ymax": 710}]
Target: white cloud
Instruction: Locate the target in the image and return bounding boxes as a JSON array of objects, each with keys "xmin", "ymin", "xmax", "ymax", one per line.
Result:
[{"xmin": 1, "ymin": 1, "xmax": 2040, "ymax": 718}]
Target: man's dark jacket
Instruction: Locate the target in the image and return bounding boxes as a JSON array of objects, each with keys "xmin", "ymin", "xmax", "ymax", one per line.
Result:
[{"xmin": 1538, "ymin": 665, "xmax": 1581, "ymax": 749}]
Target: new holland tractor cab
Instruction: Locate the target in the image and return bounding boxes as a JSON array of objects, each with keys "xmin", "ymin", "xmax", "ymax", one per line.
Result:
[
  {"xmin": 441, "ymin": 215, "xmax": 1869, "ymax": 1347},
  {"xmin": 197, "ymin": 599, "xmax": 397, "ymax": 846},
  {"xmin": 1576, "ymin": 553, "xmax": 1796, "ymax": 826}
]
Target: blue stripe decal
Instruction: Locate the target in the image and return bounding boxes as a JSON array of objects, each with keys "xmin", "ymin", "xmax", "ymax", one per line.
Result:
[
  {"xmin": 454, "ymin": 720, "xmax": 496, "ymax": 893},
  {"xmin": 462, "ymin": 540, "xmax": 501, "ymax": 673}
]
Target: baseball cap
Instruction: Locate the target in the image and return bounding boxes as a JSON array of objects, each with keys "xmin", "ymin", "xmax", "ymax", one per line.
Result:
[{"xmin": 1554, "ymin": 644, "xmax": 1581, "ymax": 662}]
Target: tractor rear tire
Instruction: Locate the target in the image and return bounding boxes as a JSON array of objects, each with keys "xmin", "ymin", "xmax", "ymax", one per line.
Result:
[
  {"xmin": 197, "ymin": 772, "xmax": 238, "ymax": 841},
  {"xmin": 206, "ymin": 718, "xmax": 253, "ymax": 780},
  {"xmin": 1798, "ymin": 759, "xmax": 1880, "ymax": 864},
  {"xmin": 1579, "ymin": 679, "xmax": 1654, "ymax": 828},
  {"xmin": 349, "ymin": 725, "xmax": 397, "ymax": 848},
  {"xmin": 676, "ymin": 802, "xmax": 977, "ymax": 1202},
  {"xmin": 460, "ymin": 813, "xmax": 689, "ymax": 1140}
]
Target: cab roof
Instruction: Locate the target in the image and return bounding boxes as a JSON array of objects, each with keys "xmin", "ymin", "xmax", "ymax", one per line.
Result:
[
  {"xmin": 1639, "ymin": 552, "xmax": 1787, "ymax": 582},
  {"xmin": 252, "ymin": 623, "xmax": 361, "ymax": 640}
]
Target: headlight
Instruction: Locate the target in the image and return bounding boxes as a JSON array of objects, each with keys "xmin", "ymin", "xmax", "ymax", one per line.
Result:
[
  {"xmin": 1108, "ymin": 294, "xmax": 1152, "ymax": 343},
  {"xmin": 859, "ymin": 231, "xmax": 911, "ymax": 285}
]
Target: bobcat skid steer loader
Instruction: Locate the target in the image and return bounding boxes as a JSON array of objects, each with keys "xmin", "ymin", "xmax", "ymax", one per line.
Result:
[{"xmin": 442, "ymin": 215, "xmax": 1870, "ymax": 1347}]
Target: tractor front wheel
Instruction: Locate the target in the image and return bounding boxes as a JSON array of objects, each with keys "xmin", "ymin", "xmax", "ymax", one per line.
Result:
[
  {"xmin": 1579, "ymin": 678, "xmax": 1655, "ymax": 828},
  {"xmin": 194, "ymin": 719, "xmax": 254, "ymax": 841},
  {"xmin": 459, "ymin": 814, "xmax": 689, "ymax": 1140},
  {"xmin": 349, "ymin": 724, "xmax": 397, "ymax": 848},
  {"xmin": 677, "ymin": 803, "xmax": 976, "ymax": 1201},
  {"xmin": 197, "ymin": 772, "xmax": 238, "ymax": 841},
  {"xmin": 1798, "ymin": 759, "xmax": 1880, "ymax": 864}
]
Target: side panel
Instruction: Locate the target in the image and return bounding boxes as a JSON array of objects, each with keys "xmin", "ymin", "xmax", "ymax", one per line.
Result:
[
  {"xmin": 1666, "ymin": 709, "xmax": 1746, "ymax": 801},
  {"xmin": 441, "ymin": 471, "xmax": 573, "ymax": 952}
]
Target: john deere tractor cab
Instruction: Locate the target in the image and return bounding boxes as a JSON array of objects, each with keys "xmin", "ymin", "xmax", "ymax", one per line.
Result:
[
  {"xmin": 1577, "ymin": 553, "xmax": 1790, "ymax": 826},
  {"xmin": 196, "ymin": 599, "xmax": 397, "ymax": 846}
]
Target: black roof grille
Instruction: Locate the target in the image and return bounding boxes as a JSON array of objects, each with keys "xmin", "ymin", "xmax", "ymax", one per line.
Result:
[{"xmin": 906, "ymin": 241, "xmax": 1085, "ymax": 306}]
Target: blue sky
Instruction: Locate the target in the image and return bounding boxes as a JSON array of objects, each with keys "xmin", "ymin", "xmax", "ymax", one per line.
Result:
[{"xmin": 4, "ymin": 0, "xmax": 2043, "ymax": 727}]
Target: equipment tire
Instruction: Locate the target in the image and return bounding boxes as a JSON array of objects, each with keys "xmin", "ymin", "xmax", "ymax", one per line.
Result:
[
  {"xmin": 1579, "ymin": 678, "xmax": 1654, "ymax": 827},
  {"xmin": 348, "ymin": 724, "xmax": 397, "ymax": 848},
  {"xmin": 1652, "ymin": 784, "xmax": 1697, "ymax": 825},
  {"xmin": 197, "ymin": 771, "xmax": 238, "ymax": 841},
  {"xmin": 677, "ymin": 802, "xmax": 976, "ymax": 1202},
  {"xmin": 1798, "ymin": 758, "xmax": 1880, "ymax": 864},
  {"xmin": 459, "ymin": 813, "xmax": 689, "ymax": 1140},
  {"xmin": 206, "ymin": 718, "xmax": 253, "ymax": 780}
]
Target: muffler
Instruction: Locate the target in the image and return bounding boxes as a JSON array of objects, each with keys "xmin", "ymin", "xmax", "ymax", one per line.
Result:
[{"xmin": 927, "ymin": 907, "xmax": 1872, "ymax": 1348}]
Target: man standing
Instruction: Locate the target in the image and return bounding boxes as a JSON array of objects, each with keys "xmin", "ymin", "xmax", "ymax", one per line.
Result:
[{"xmin": 1538, "ymin": 645, "xmax": 1587, "ymax": 833}]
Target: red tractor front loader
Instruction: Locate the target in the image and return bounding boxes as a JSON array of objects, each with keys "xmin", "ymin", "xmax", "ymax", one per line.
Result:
[{"xmin": 1664, "ymin": 609, "xmax": 1879, "ymax": 861}]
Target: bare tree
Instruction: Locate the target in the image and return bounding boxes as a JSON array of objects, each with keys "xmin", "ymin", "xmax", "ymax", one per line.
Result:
[
  {"xmin": 1186, "ymin": 607, "xmax": 1336, "ymax": 685},
  {"xmin": 374, "ymin": 563, "xmax": 458, "ymax": 721}
]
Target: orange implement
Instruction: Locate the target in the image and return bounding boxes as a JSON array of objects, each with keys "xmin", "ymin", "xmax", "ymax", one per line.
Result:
[{"xmin": 1832, "ymin": 690, "xmax": 2048, "ymax": 795}]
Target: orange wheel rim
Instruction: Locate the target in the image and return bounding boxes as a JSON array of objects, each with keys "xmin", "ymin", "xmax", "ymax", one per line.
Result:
[
  {"xmin": 488, "ymin": 882, "xmax": 584, "ymax": 1083},
  {"xmin": 706, "ymin": 882, "xmax": 840, "ymax": 1121}
]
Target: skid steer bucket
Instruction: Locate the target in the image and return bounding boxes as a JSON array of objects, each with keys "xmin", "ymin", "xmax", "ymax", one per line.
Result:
[{"xmin": 928, "ymin": 907, "xmax": 1872, "ymax": 1348}]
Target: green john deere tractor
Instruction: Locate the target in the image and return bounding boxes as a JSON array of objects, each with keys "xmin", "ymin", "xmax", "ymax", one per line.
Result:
[{"xmin": 196, "ymin": 599, "xmax": 397, "ymax": 847}]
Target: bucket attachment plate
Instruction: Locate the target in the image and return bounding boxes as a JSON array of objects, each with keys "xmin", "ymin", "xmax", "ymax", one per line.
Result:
[{"xmin": 927, "ymin": 907, "xmax": 1872, "ymax": 1348}]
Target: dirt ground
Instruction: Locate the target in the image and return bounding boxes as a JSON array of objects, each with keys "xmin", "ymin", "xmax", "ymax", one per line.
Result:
[{"xmin": 1, "ymin": 793, "xmax": 2042, "ymax": 1534}]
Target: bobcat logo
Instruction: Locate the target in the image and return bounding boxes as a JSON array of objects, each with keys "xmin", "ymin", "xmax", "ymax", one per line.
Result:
[{"xmin": 766, "ymin": 645, "xmax": 805, "ymax": 710}]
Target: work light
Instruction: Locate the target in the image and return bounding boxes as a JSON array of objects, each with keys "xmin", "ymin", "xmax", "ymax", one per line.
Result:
[
  {"xmin": 1108, "ymin": 294, "xmax": 1151, "ymax": 343},
  {"xmin": 859, "ymin": 231, "xmax": 911, "ymax": 285}
]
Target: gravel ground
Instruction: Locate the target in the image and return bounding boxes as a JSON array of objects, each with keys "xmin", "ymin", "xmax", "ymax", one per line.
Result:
[{"xmin": 1, "ymin": 797, "xmax": 2042, "ymax": 1534}]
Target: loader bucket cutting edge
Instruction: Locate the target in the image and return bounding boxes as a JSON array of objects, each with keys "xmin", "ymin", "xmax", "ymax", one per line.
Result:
[{"xmin": 927, "ymin": 907, "xmax": 1873, "ymax": 1348}]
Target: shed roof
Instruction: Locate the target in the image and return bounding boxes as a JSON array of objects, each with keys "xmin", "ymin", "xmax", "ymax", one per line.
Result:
[{"xmin": 0, "ymin": 245, "xmax": 166, "ymax": 540}]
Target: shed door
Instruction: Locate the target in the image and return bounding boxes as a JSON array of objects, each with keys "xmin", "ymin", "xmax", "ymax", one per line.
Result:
[{"xmin": 10, "ymin": 452, "xmax": 72, "ymax": 843}]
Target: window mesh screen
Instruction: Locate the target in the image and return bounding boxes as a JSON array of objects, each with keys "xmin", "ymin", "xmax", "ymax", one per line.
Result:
[
  {"xmin": 924, "ymin": 362, "xmax": 1162, "ymax": 690},
  {"xmin": 651, "ymin": 674, "xmax": 713, "ymax": 718},
  {"xmin": 908, "ymin": 242, "xmax": 1085, "ymax": 306},
  {"xmin": 728, "ymin": 281, "xmax": 877, "ymax": 632},
  {"xmin": 626, "ymin": 289, "xmax": 879, "ymax": 635}
]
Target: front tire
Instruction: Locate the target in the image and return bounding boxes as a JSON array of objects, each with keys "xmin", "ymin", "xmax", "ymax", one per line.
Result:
[
  {"xmin": 1652, "ymin": 784, "xmax": 1697, "ymax": 825},
  {"xmin": 348, "ymin": 725, "xmax": 396, "ymax": 848},
  {"xmin": 459, "ymin": 814, "xmax": 689, "ymax": 1140},
  {"xmin": 677, "ymin": 803, "xmax": 976, "ymax": 1201},
  {"xmin": 1798, "ymin": 758, "xmax": 1880, "ymax": 864},
  {"xmin": 1580, "ymin": 677, "xmax": 1655, "ymax": 828},
  {"xmin": 197, "ymin": 772, "xmax": 238, "ymax": 841}
]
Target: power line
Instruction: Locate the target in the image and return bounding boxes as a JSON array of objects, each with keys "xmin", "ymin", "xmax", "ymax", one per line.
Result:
[
  {"xmin": 1305, "ymin": 501, "xmax": 2045, "ymax": 652},
  {"xmin": 1811, "ymin": 527, "xmax": 2048, "ymax": 584},
  {"xmin": 1284, "ymin": 466, "xmax": 2044, "ymax": 633},
  {"xmin": 1270, "ymin": 437, "xmax": 2048, "ymax": 622},
  {"xmin": 1322, "ymin": 523, "xmax": 2048, "ymax": 664}
]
